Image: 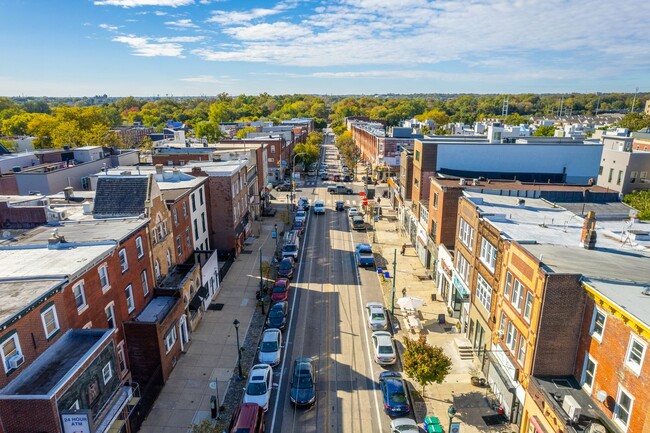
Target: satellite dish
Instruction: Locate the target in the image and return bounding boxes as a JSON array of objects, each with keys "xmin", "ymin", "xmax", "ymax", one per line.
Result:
[
  {"xmin": 2, "ymin": 231, "xmax": 11, "ymax": 239},
  {"xmin": 596, "ymin": 390, "xmax": 607, "ymax": 403}
]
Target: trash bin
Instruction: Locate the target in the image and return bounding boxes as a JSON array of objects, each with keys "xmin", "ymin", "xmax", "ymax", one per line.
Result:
[
  {"xmin": 431, "ymin": 293, "xmax": 437, "ymax": 301},
  {"xmin": 210, "ymin": 395, "xmax": 217, "ymax": 418}
]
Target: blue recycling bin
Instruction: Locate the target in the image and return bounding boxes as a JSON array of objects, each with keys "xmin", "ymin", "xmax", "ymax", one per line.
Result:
[
  {"xmin": 377, "ymin": 267, "xmax": 383, "ymax": 274},
  {"xmin": 384, "ymin": 271, "xmax": 390, "ymax": 278}
]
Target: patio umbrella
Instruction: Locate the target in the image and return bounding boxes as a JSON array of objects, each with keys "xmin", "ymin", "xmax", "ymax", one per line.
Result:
[{"xmin": 397, "ymin": 296, "xmax": 425, "ymax": 311}]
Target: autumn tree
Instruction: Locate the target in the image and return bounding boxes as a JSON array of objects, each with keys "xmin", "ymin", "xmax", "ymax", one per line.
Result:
[
  {"xmin": 293, "ymin": 141, "xmax": 320, "ymax": 170},
  {"xmin": 617, "ymin": 112, "xmax": 650, "ymax": 132},
  {"xmin": 533, "ymin": 125, "xmax": 556, "ymax": 136},
  {"xmin": 194, "ymin": 121, "xmax": 223, "ymax": 142},
  {"xmin": 402, "ymin": 335, "xmax": 452, "ymax": 397}
]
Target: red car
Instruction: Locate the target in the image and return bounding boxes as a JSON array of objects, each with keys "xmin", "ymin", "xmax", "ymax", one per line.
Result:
[{"xmin": 271, "ymin": 279, "xmax": 290, "ymax": 302}]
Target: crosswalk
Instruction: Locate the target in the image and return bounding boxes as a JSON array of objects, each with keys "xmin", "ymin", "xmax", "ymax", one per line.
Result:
[{"xmin": 298, "ymin": 198, "xmax": 372, "ymax": 207}]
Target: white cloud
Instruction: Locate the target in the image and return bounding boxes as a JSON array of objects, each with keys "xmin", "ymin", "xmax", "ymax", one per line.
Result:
[
  {"xmin": 165, "ymin": 18, "xmax": 199, "ymax": 28},
  {"xmin": 157, "ymin": 36, "xmax": 205, "ymax": 42},
  {"xmin": 99, "ymin": 23, "xmax": 119, "ymax": 32},
  {"xmin": 154, "ymin": 10, "xmax": 168, "ymax": 16},
  {"xmin": 113, "ymin": 35, "xmax": 185, "ymax": 57},
  {"xmin": 206, "ymin": 1, "xmax": 298, "ymax": 24},
  {"xmin": 94, "ymin": 0, "xmax": 193, "ymax": 7},
  {"xmin": 223, "ymin": 22, "xmax": 311, "ymax": 41}
]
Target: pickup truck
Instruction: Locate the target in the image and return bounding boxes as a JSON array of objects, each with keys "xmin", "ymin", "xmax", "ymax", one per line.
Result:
[
  {"xmin": 351, "ymin": 215, "xmax": 366, "ymax": 231},
  {"xmin": 335, "ymin": 185, "xmax": 353, "ymax": 195},
  {"xmin": 355, "ymin": 244, "xmax": 375, "ymax": 268}
]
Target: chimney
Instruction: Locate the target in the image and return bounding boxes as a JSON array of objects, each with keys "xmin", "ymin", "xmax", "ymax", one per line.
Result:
[
  {"xmin": 581, "ymin": 211, "xmax": 597, "ymax": 250},
  {"xmin": 63, "ymin": 187, "xmax": 73, "ymax": 201},
  {"xmin": 48, "ymin": 229, "xmax": 67, "ymax": 249},
  {"xmin": 155, "ymin": 164, "xmax": 164, "ymax": 175},
  {"xmin": 191, "ymin": 167, "xmax": 202, "ymax": 176}
]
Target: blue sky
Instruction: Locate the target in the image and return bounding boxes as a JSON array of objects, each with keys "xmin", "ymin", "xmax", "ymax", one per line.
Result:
[{"xmin": 1, "ymin": 0, "xmax": 649, "ymax": 97}]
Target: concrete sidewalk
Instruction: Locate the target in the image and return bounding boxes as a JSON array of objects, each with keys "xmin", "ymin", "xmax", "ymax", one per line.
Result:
[
  {"xmin": 139, "ymin": 214, "xmax": 282, "ymax": 433},
  {"xmin": 370, "ymin": 204, "xmax": 516, "ymax": 433}
]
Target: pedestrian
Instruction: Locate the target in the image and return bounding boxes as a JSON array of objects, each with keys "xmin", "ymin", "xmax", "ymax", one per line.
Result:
[
  {"xmin": 401, "ymin": 243, "xmax": 406, "ymax": 255},
  {"xmin": 402, "ymin": 287, "xmax": 407, "ymax": 297}
]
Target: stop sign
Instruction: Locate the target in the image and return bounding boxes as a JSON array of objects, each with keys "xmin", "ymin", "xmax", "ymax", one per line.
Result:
[{"xmin": 359, "ymin": 191, "xmax": 366, "ymax": 197}]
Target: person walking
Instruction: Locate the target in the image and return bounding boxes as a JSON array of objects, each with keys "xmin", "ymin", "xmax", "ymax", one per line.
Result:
[{"xmin": 401, "ymin": 243, "xmax": 406, "ymax": 255}]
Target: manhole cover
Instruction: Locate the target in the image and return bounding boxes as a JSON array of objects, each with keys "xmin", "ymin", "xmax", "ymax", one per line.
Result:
[{"xmin": 208, "ymin": 303, "xmax": 224, "ymax": 311}]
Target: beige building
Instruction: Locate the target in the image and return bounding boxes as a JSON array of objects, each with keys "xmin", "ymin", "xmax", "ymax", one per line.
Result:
[{"xmin": 596, "ymin": 136, "xmax": 650, "ymax": 195}]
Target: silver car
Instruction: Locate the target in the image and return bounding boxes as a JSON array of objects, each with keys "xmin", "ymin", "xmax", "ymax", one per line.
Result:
[
  {"xmin": 390, "ymin": 418, "xmax": 419, "ymax": 433},
  {"xmin": 371, "ymin": 331, "xmax": 396, "ymax": 365},
  {"xmin": 258, "ymin": 329, "xmax": 282, "ymax": 367},
  {"xmin": 365, "ymin": 302, "xmax": 388, "ymax": 331}
]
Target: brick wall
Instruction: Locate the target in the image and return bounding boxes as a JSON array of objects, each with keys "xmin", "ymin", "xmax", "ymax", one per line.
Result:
[
  {"xmin": 0, "ymin": 398, "xmax": 59, "ymax": 433},
  {"xmin": 428, "ymin": 180, "xmax": 463, "ymax": 249},
  {"xmin": 124, "ymin": 321, "xmax": 161, "ymax": 386},
  {"xmin": 169, "ymin": 195, "xmax": 194, "ymax": 264},
  {"xmin": 0, "ymin": 176, "xmax": 19, "ymax": 195},
  {"xmin": 152, "ymin": 154, "xmax": 213, "ymax": 166},
  {"xmin": 533, "ymin": 273, "xmax": 586, "ymax": 376},
  {"xmin": 0, "ymin": 201, "xmax": 47, "ymax": 229},
  {"xmin": 575, "ymin": 296, "xmax": 650, "ymax": 433}
]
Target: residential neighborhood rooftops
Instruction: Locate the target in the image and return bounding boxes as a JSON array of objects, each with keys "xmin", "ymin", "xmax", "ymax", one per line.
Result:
[
  {"xmin": 135, "ymin": 296, "xmax": 177, "ymax": 323},
  {"xmin": 93, "ymin": 175, "xmax": 150, "ymax": 217},
  {"xmin": 0, "ymin": 278, "xmax": 66, "ymax": 327},
  {"xmin": 12, "ymin": 219, "xmax": 148, "ymax": 245}
]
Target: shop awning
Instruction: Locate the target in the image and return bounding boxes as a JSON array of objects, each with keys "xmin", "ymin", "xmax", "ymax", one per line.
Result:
[{"xmin": 189, "ymin": 285, "xmax": 209, "ymax": 311}]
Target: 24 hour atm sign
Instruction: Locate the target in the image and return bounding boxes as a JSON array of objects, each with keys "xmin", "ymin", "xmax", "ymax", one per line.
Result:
[{"xmin": 61, "ymin": 413, "xmax": 92, "ymax": 433}]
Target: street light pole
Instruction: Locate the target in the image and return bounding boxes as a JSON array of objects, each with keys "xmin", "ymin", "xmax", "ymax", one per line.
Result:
[
  {"xmin": 291, "ymin": 152, "xmax": 307, "ymax": 212},
  {"xmin": 447, "ymin": 405, "xmax": 457, "ymax": 433},
  {"xmin": 274, "ymin": 223, "xmax": 278, "ymax": 258},
  {"xmin": 233, "ymin": 319, "xmax": 243, "ymax": 380},
  {"xmin": 391, "ymin": 249, "xmax": 397, "ymax": 315}
]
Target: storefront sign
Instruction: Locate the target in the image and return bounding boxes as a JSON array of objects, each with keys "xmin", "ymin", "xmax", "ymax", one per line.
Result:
[
  {"xmin": 61, "ymin": 412, "xmax": 93, "ymax": 433},
  {"xmin": 450, "ymin": 422, "xmax": 461, "ymax": 433},
  {"xmin": 452, "ymin": 274, "xmax": 470, "ymax": 301}
]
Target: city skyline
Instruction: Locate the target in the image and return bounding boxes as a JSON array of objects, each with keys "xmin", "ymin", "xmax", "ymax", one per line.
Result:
[{"xmin": 2, "ymin": 0, "xmax": 650, "ymax": 97}]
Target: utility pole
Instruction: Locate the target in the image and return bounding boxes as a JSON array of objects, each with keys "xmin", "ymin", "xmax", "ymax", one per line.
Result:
[
  {"xmin": 631, "ymin": 87, "xmax": 639, "ymax": 113},
  {"xmin": 391, "ymin": 249, "xmax": 397, "ymax": 315}
]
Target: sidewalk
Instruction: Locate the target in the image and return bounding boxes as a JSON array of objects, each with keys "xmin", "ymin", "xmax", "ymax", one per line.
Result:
[
  {"xmin": 370, "ymin": 204, "xmax": 516, "ymax": 433},
  {"xmin": 139, "ymin": 214, "xmax": 282, "ymax": 433}
]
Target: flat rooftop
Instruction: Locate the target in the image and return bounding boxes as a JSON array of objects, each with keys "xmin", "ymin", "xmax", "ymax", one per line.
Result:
[
  {"xmin": 0, "ymin": 329, "xmax": 112, "ymax": 397},
  {"xmin": 433, "ymin": 177, "xmax": 612, "ymax": 193},
  {"xmin": 135, "ymin": 296, "xmax": 177, "ymax": 322},
  {"xmin": 12, "ymin": 219, "xmax": 148, "ymax": 245},
  {"xmin": 96, "ymin": 167, "xmax": 206, "ymax": 190},
  {"xmin": 0, "ymin": 279, "xmax": 66, "ymax": 327}
]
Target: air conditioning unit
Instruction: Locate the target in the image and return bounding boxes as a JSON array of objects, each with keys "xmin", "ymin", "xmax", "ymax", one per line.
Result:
[
  {"xmin": 562, "ymin": 395, "xmax": 582, "ymax": 422},
  {"xmin": 459, "ymin": 178, "xmax": 466, "ymax": 186},
  {"xmin": 472, "ymin": 179, "xmax": 480, "ymax": 186},
  {"xmin": 8, "ymin": 354, "xmax": 24, "ymax": 369}
]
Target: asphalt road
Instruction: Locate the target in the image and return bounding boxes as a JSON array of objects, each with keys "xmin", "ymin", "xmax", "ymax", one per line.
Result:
[{"xmin": 266, "ymin": 143, "xmax": 408, "ymax": 433}]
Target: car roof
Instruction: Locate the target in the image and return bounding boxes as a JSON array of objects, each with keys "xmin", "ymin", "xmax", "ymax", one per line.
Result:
[
  {"xmin": 262, "ymin": 329, "xmax": 280, "ymax": 340},
  {"xmin": 367, "ymin": 302, "xmax": 383, "ymax": 309},
  {"xmin": 373, "ymin": 332, "xmax": 392, "ymax": 345},
  {"xmin": 274, "ymin": 279, "xmax": 288, "ymax": 285},
  {"xmin": 356, "ymin": 243, "xmax": 372, "ymax": 249}
]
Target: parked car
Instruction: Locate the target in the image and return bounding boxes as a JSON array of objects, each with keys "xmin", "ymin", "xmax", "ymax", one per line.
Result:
[
  {"xmin": 348, "ymin": 207, "xmax": 362, "ymax": 218},
  {"xmin": 267, "ymin": 301, "xmax": 288, "ymax": 330},
  {"xmin": 276, "ymin": 181, "xmax": 292, "ymax": 191},
  {"xmin": 227, "ymin": 403, "xmax": 265, "ymax": 433},
  {"xmin": 352, "ymin": 215, "xmax": 366, "ymax": 231},
  {"xmin": 320, "ymin": 172, "xmax": 329, "ymax": 180},
  {"xmin": 290, "ymin": 358, "xmax": 316, "ymax": 407},
  {"xmin": 277, "ymin": 257, "xmax": 294, "ymax": 279},
  {"xmin": 390, "ymin": 418, "xmax": 419, "ymax": 433},
  {"xmin": 343, "ymin": 175, "xmax": 351, "ymax": 182},
  {"xmin": 271, "ymin": 278, "xmax": 290, "ymax": 302},
  {"xmin": 243, "ymin": 364, "xmax": 273, "ymax": 412},
  {"xmin": 335, "ymin": 200, "xmax": 345, "ymax": 211},
  {"xmin": 371, "ymin": 331, "xmax": 396, "ymax": 365},
  {"xmin": 333, "ymin": 174, "xmax": 341, "ymax": 182},
  {"xmin": 365, "ymin": 302, "xmax": 388, "ymax": 330},
  {"xmin": 295, "ymin": 209, "xmax": 307, "ymax": 223},
  {"xmin": 379, "ymin": 372, "xmax": 410, "ymax": 417},
  {"xmin": 292, "ymin": 220, "xmax": 305, "ymax": 237},
  {"xmin": 258, "ymin": 328, "xmax": 282, "ymax": 367},
  {"xmin": 355, "ymin": 244, "xmax": 375, "ymax": 268},
  {"xmin": 297, "ymin": 197, "xmax": 310, "ymax": 210}
]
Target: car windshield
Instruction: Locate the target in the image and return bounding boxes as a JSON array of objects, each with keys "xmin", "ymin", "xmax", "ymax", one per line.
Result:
[
  {"xmin": 279, "ymin": 262, "xmax": 292, "ymax": 270},
  {"xmin": 273, "ymin": 285, "xmax": 286, "ymax": 293},
  {"xmin": 260, "ymin": 341, "xmax": 278, "ymax": 352},
  {"xmin": 269, "ymin": 310, "xmax": 284, "ymax": 320},
  {"xmin": 246, "ymin": 381, "xmax": 267, "ymax": 396},
  {"xmin": 378, "ymin": 345, "xmax": 393, "ymax": 354},
  {"xmin": 294, "ymin": 370, "xmax": 313, "ymax": 389},
  {"xmin": 283, "ymin": 245, "xmax": 297, "ymax": 252},
  {"xmin": 371, "ymin": 312, "xmax": 385, "ymax": 321},
  {"xmin": 389, "ymin": 388, "xmax": 407, "ymax": 403}
]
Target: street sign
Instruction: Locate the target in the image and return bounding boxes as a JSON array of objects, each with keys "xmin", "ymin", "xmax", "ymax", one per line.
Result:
[
  {"xmin": 359, "ymin": 191, "xmax": 366, "ymax": 197},
  {"xmin": 450, "ymin": 422, "xmax": 461, "ymax": 433},
  {"xmin": 271, "ymin": 231, "xmax": 277, "ymax": 239}
]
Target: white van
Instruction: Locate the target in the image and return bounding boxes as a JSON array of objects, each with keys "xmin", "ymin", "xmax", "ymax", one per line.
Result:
[
  {"xmin": 282, "ymin": 231, "xmax": 300, "ymax": 261},
  {"xmin": 313, "ymin": 200, "xmax": 325, "ymax": 215}
]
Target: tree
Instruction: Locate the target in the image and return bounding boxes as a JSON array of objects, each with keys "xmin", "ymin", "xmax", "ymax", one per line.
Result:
[
  {"xmin": 401, "ymin": 335, "xmax": 452, "ymax": 397},
  {"xmin": 292, "ymin": 142, "xmax": 320, "ymax": 170},
  {"xmin": 194, "ymin": 121, "xmax": 223, "ymax": 142},
  {"xmin": 617, "ymin": 112, "xmax": 650, "ymax": 132},
  {"xmin": 533, "ymin": 125, "xmax": 556, "ymax": 136},
  {"xmin": 623, "ymin": 190, "xmax": 650, "ymax": 220},
  {"xmin": 236, "ymin": 126, "xmax": 258, "ymax": 139},
  {"xmin": 504, "ymin": 113, "xmax": 529, "ymax": 126},
  {"xmin": 189, "ymin": 420, "xmax": 217, "ymax": 433}
]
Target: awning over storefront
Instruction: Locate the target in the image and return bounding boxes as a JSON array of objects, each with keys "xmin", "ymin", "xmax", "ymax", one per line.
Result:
[
  {"xmin": 189, "ymin": 285, "xmax": 209, "ymax": 311},
  {"xmin": 452, "ymin": 274, "xmax": 470, "ymax": 301},
  {"xmin": 528, "ymin": 416, "xmax": 549, "ymax": 433}
]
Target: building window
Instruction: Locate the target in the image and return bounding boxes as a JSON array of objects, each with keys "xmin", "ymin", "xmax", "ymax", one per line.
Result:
[
  {"xmin": 164, "ymin": 325, "xmax": 177, "ymax": 354},
  {"xmin": 630, "ymin": 171, "xmax": 637, "ymax": 183},
  {"xmin": 154, "ymin": 260, "xmax": 161, "ymax": 279},
  {"xmin": 201, "ymin": 212, "xmax": 206, "ymax": 233},
  {"xmin": 98, "ymin": 264, "xmax": 110, "ymax": 292},
  {"xmin": 73, "ymin": 281, "xmax": 87, "ymax": 312},
  {"xmin": 511, "ymin": 279, "xmax": 524, "ymax": 311},
  {"xmin": 614, "ymin": 386, "xmax": 634, "ymax": 429},
  {"xmin": 119, "ymin": 248, "xmax": 129, "ymax": 272},
  {"xmin": 589, "ymin": 307, "xmax": 606, "ymax": 342},
  {"xmin": 1, "ymin": 335, "xmax": 22, "ymax": 373},
  {"xmin": 166, "ymin": 249, "xmax": 172, "ymax": 268},
  {"xmin": 415, "ymin": 150, "xmax": 420, "ymax": 161},
  {"xmin": 456, "ymin": 254, "xmax": 471, "ymax": 283},
  {"xmin": 458, "ymin": 218, "xmax": 474, "ymax": 250},
  {"xmin": 499, "ymin": 312, "xmax": 506, "ymax": 336},
  {"xmin": 475, "ymin": 274, "xmax": 492, "ymax": 312},
  {"xmin": 102, "ymin": 362, "xmax": 113, "ymax": 385},
  {"xmin": 517, "ymin": 335, "xmax": 526, "ymax": 365},
  {"xmin": 523, "ymin": 292, "xmax": 534, "ymax": 322},
  {"xmin": 136, "ymin": 236, "xmax": 144, "ymax": 258},
  {"xmin": 608, "ymin": 168, "xmax": 614, "ymax": 183},
  {"xmin": 414, "ymin": 178, "xmax": 419, "ymax": 188},
  {"xmin": 479, "ymin": 237, "xmax": 497, "ymax": 272},
  {"xmin": 625, "ymin": 335, "xmax": 646, "ymax": 375},
  {"xmin": 41, "ymin": 305, "xmax": 60, "ymax": 339},
  {"xmin": 191, "ymin": 193, "xmax": 197, "ymax": 212},
  {"xmin": 105, "ymin": 303, "xmax": 115, "ymax": 328},
  {"xmin": 176, "ymin": 235, "xmax": 182, "ymax": 257},
  {"xmin": 141, "ymin": 270, "xmax": 149, "ymax": 296},
  {"xmin": 182, "ymin": 201, "xmax": 188, "ymax": 217},
  {"xmin": 598, "ymin": 165, "xmax": 603, "ymax": 175},
  {"xmin": 271, "ymin": 145, "xmax": 276, "ymax": 154},
  {"xmin": 186, "ymin": 228, "xmax": 191, "ymax": 248},
  {"xmin": 504, "ymin": 272, "xmax": 512, "ymax": 299},
  {"xmin": 582, "ymin": 354, "xmax": 597, "ymax": 393},
  {"xmin": 69, "ymin": 400, "xmax": 80, "ymax": 410},
  {"xmin": 506, "ymin": 322, "xmax": 517, "ymax": 352},
  {"xmin": 617, "ymin": 170, "xmax": 623, "ymax": 185},
  {"xmin": 117, "ymin": 342, "xmax": 128, "ymax": 374},
  {"xmin": 199, "ymin": 188, "xmax": 204, "ymax": 206},
  {"xmin": 125, "ymin": 285, "xmax": 135, "ymax": 313},
  {"xmin": 433, "ymin": 192, "xmax": 439, "ymax": 209},
  {"xmin": 173, "ymin": 208, "xmax": 178, "ymax": 225}
]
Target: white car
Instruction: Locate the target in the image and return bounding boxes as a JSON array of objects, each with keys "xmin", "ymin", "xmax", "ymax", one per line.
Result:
[
  {"xmin": 243, "ymin": 364, "xmax": 273, "ymax": 411},
  {"xmin": 258, "ymin": 329, "xmax": 282, "ymax": 367},
  {"xmin": 365, "ymin": 302, "xmax": 388, "ymax": 331},
  {"xmin": 348, "ymin": 207, "xmax": 362, "ymax": 218},
  {"xmin": 390, "ymin": 417, "xmax": 420, "ymax": 433},
  {"xmin": 295, "ymin": 209, "xmax": 307, "ymax": 223},
  {"xmin": 371, "ymin": 331, "xmax": 396, "ymax": 365}
]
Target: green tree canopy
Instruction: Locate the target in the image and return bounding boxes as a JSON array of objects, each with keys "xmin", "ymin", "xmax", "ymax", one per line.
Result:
[
  {"xmin": 293, "ymin": 142, "xmax": 320, "ymax": 170},
  {"xmin": 617, "ymin": 112, "xmax": 650, "ymax": 131},
  {"xmin": 402, "ymin": 335, "xmax": 452, "ymax": 396},
  {"xmin": 194, "ymin": 121, "xmax": 223, "ymax": 142},
  {"xmin": 623, "ymin": 190, "xmax": 650, "ymax": 220},
  {"xmin": 533, "ymin": 125, "xmax": 556, "ymax": 136}
]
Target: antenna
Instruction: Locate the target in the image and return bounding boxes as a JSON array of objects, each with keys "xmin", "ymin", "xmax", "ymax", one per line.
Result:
[
  {"xmin": 631, "ymin": 87, "xmax": 639, "ymax": 113},
  {"xmin": 502, "ymin": 96, "xmax": 509, "ymax": 118}
]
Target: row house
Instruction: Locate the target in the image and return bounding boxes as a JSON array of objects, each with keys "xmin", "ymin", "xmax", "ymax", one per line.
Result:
[{"xmin": 449, "ymin": 192, "xmax": 650, "ymax": 433}]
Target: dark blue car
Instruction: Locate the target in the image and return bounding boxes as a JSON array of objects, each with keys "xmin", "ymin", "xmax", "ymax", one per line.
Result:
[
  {"xmin": 266, "ymin": 301, "xmax": 288, "ymax": 330},
  {"xmin": 379, "ymin": 372, "xmax": 410, "ymax": 417}
]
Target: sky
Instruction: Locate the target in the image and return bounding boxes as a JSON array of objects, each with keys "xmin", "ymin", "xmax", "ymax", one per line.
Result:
[{"xmin": 1, "ymin": 0, "xmax": 649, "ymax": 97}]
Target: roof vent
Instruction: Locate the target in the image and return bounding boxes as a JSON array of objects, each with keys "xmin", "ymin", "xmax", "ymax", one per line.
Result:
[
  {"xmin": 472, "ymin": 179, "xmax": 480, "ymax": 186},
  {"xmin": 518, "ymin": 199, "xmax": 526, "ymax": 207},
  {"xmin": 459, "ymin": 178, "xmax": 466, "ymax": 186}
]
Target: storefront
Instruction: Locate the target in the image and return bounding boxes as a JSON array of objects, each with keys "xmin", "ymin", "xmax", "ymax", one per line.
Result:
[
  {"xmin": 437, "ymin": 246, "xmax": 454, "ymax": 307},
  {"xmin": 416, "ymin": 223, "xmax": 430, "ymax": 268},
  {"xmin": 485, "ymin": 345, "xmax": 524, "ymax": 426},
  {"xmin": 451, "ymin": 272, "xmax": 470, "ymax": 330}
]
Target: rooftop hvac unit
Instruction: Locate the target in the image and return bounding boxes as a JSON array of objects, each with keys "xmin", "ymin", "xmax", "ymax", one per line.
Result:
[
  {"xmin": 562, "ymin": 395, "xmax": 581, "ymax": 422},
  {"xmin": 472, "ymin": 179, "xmax": 480, "ymax": 186},
  {"xmin": 459, "ymin": 178, "xmax": 466, "ymax": 186}
]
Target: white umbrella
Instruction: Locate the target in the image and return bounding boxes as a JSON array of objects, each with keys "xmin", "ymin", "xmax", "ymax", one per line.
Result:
[{"xmin": 397, "ymin": 296, "xmax": 425, "ymax": 311}]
